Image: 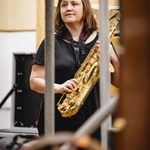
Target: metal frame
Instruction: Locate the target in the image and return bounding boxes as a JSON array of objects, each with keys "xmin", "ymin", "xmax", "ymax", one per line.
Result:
[
  {"xmin": 44, "ymin": 0, "xmax": 55, "ymax": 135},
  {"xmin": 60, "ymin": 96, "xmax": 118, "ymax": 150},
  {"xmin": 99, "ymin": 0, "xmax": 112, "ymax": 149}
]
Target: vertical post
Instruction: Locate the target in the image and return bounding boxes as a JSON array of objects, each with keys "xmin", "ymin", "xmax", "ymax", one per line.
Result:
[
  {"xmin": 99, "ymin": 0, "xmax": 111, "ymax": 149},
  {"xmin": 116, "ymin": 0, "xmax": 150, "ymax": 149},
  {"xmin": 44, "ymin": 0, "xmax": 55, "ymax": 135}
]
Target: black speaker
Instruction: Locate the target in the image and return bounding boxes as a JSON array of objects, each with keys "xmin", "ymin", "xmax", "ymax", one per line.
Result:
[{"xmin": 13, "ymin": 54, "xmax": 43, "ymax": 128}]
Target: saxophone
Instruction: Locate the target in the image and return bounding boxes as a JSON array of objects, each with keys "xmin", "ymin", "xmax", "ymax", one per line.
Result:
[{"xmin": 57, "ymin": 9, "xmax": 120, "ymax": 117}]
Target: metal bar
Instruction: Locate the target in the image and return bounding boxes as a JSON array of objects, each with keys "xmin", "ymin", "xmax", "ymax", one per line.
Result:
[
  {"xmin": 0, "ymin": 84, "xmax": 17, "ymax": 109},
  {"xmin": 74, "ymin": 96, "xmax": 118, "ymax": 138},
  {"xmin": 99, "ymin": 0, "xmax": 111, "ymax": 149},
  {"xmin": 60, "ymin": 96, "xmax": 119, "ymax": 150},
  {"xmin": 44, "ymin": 0, "xmax": 55, "ymax": 135}
]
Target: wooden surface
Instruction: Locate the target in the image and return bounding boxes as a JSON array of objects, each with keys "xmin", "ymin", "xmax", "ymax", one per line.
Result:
[{"xmin": 116, "ymin": 0, "xmax": 150, "ymax": 149}]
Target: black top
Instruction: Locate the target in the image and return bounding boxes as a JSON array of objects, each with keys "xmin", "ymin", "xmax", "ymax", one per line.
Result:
[{"xmin": 33, "ymin": 33, "xmax": 100, "ymax": 137}]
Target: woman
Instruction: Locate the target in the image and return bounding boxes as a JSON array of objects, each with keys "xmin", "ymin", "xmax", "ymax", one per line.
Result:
[{"xmin": 30, "ymin": 0, "xmax": 119, "ymax": 139}]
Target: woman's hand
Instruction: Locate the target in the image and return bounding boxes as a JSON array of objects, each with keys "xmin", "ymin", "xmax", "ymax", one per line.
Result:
[
  {"xmin": 109, "ymin": 44, "xmax": 120, "ymax": 87},
  {"xmin": 54, "ymin": 79, "xmax": 79, "ymax": 94}
]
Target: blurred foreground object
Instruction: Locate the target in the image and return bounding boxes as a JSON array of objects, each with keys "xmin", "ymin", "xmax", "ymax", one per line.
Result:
[{"xmin": 20, "ymin": 132, "xmax": 103, "ymax": 150}]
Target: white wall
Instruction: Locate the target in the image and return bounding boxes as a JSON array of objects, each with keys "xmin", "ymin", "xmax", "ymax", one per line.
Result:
[{"xmin": 0, "ymin": 31, "xmax": 36, "ymax": 128}]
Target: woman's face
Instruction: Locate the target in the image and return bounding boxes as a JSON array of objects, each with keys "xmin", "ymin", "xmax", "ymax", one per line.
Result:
[{"xmin": 60, "ymin": 0, "xmax": 83, "ymax": 25}]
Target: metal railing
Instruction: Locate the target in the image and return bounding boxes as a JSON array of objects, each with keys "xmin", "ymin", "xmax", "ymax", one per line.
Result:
[
  {"xmin": 60, "ymin": 96, "xmax": 119, "ymax": 150},
  {"xmin": 44, "ymin": 0, "xmax": 55, "ymax": 135},
  {"xmin": 99, "ymin": 1, "xmax": 111, "ymax": 149}
]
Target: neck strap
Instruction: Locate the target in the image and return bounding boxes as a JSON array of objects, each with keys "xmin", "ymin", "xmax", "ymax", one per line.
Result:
[{"xmin": 59, "ymin": 26, "xmax": 93, "ymax": 69}]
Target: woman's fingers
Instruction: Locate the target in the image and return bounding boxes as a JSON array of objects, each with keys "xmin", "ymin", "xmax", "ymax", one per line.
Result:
[
  {"xmin": 63, "ymin": 86, "xmax": 73, "ymax": 93},
  {"xmin": 62, "ymin": 79, "xmax": 79, "ymax": 93}
]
